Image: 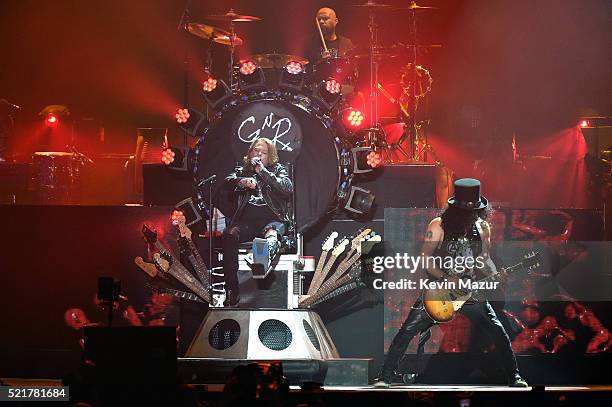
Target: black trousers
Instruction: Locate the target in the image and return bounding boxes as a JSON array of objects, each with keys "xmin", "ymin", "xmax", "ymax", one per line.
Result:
[
  {"xmin": 381, "ymin": 298, "xmax": 519, "ymax": 382},
  {"xmin": 221, "ymin": 219, "xmax": 284, "ymax": 293}
]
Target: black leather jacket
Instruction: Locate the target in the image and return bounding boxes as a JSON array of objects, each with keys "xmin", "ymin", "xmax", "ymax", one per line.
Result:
[{"xmin": 220, "ymin": 162, "xmax": 293, "ymax": 228}]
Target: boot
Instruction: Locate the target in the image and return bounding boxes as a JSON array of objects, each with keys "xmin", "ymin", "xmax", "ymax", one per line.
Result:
[{"xmin": 509, "ymin": 373, "xmax": 529, "ymax": 387}]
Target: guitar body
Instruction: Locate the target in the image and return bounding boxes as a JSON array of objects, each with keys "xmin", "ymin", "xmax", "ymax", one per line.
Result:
[
  {"xmin": 422, "ymin": 289, "xmax": 468, "ymax": 323},
  {"xmin": 421, "ymin": 251, "xmax": 542, "ymax": 322}
]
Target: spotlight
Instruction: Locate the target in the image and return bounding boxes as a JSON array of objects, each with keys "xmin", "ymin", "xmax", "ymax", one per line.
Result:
[
  {"xmin": 367, "ymin": 151, "xmax": 382, "ymax": 168},
  {"xmin": 170, "ymin": 209, "xmax": 184, "ymax": 224},
  {"xmin": 351, "ymin": 147, "xmax": 381, "ymax": 174},
  {"xmin": 161, "ymin": 148, "xmax": 176, "ymax": 165},
  {"xmin": 161, "ymin": 145, "xmax": 191, "ymax": 171},
  {"xmin": 342, "ymin": 108, "xmax": 365, "ymax": 129},
  {"xmin": 175, "ymin": 108, "xmax": 190, "ymax": 124},
  {"xmin": 311, "ymin": 78, "xmax": 342, "ymax": 111},
  {"xmin": 344, "ymin": 186, "xmax": 375, "ymax": 215},
  {"xmin": 201, "ymin": 73, "xmax": 232, "ymax": 110},
  {"xmin": 202, "ymin": 77, "xmax": 218, "ymax": 92},
  {"xmin": 579, "ymin": 119, "xmax": 590, "ymax": 128},
  {"xmin": 237, "ymin": 60, "xmax": 266, "ymax": 92},
  {"xmin": 279, "ymin": 60, "xmax": 306, "ymax": 92},
  {"xmin": 239, "ymin": 60, "xmax": 257, "ymax": 75},
  {"xmin": 286, "ymin": 61, "xmax": 303, "ymax": 75},
  {"xmin": 45, "ymin": 113, "xmax": 59, "ymax": 128},
  {"xmin": 175, "ymin": 107, "xmax": 207, "ymax": 137},
  {"xmin": 325, "ymin": 79, "xmax": 341, "ymax": 94},
  {"xmin": 39, "ymin": 104, "xmax": 70, "ymax": 128}
]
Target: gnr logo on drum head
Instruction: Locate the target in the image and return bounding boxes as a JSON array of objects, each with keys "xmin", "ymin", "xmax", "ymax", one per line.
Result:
[{"xmin": 231, "ymin": 101, "xmax": 303, "ymax": 164}]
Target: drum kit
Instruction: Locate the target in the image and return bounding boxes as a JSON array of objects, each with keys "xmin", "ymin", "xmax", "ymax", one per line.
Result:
[
  {"xmin": 183, "ymin": 2, "xmax": 448, "ymax": 228},
  {"xmin": 184, "ymin": 1, "xmax": 443, "ymax": 165}
]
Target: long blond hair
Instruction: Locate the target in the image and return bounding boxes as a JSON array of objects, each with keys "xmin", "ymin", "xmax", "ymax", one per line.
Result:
[{"xmin": 242, "ymin": 138, "xmax": 279, "ymax": 167}]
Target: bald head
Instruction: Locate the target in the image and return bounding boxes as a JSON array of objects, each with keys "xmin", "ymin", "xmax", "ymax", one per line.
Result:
[{"xmin": 316, "ymin": 7, "xmax": 338, "ymax": 38}]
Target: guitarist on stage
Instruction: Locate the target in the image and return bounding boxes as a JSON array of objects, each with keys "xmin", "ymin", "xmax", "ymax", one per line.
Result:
[{"xmin": 374, "ymin": 178, "xmax": 528, "ymax": 387}]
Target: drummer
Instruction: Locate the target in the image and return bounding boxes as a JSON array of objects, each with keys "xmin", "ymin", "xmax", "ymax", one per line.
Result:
[{"xmin": 305, "ymin": 7, "xmax": 355, "ymax": 64}]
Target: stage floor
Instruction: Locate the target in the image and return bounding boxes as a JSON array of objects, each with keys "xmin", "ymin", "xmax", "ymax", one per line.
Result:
[{"xmin": 4, "ymin": 378, "xmax": 611, "ymax": 392}]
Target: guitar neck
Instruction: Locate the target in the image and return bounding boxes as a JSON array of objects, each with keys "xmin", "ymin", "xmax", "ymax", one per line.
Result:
[
  {"xmin": 179, "ymin": 236, "xmax": 210, "ymax": 286},
  {"xmin": 308, "ymin": 253, "xmax": 339, "ymax": 295},
  {"xmin": 311, "ymin": 279, "xmax": 362, "ymax": 306},
  {"xmin": 302, "ymin": 253, "xmax": 361, "ymax": 306},
  {"xmin": 166, "ymin": 262, "xmax": 210, "ymax": 303},
  {"xmin": 152, "ymin": 286, "xmax": 206, "ymax": 303},
  {"xmin": 307, "ymin": 250, "xmax": 330, "ymax": 295},
  {"xmin": 153, "ymin": 240, "xmax": 210, "ymax": 303}
]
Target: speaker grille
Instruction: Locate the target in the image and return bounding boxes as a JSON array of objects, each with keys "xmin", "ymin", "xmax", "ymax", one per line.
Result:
[
  {"xmin": 209, "ymin": 319, "xmax": 241, "ymax": 350},
  {"xmin": 302, "ymin": 319, "xmax": 320, "ymax": 351},
  {"xmin": 258, "ymin": 319, "xmax": 292, "ymax": 350}
]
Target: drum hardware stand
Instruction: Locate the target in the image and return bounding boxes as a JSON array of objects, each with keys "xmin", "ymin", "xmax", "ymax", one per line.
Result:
[
  {"xmin": 178, "ymin": 0, "xmax": 193, "ymax": 146},
  {"xmin": 392, "ymin": 7, "xmax": 440, "ymax": 165},
  {"xmin": 361, "ymin": 4, "xmax": 391, "ymax": 160}
]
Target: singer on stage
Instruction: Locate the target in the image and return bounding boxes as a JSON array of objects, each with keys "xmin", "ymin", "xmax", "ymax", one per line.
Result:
[{"xmin": 219, "ymin": 138, "xmax": 293, "ymax": 307}]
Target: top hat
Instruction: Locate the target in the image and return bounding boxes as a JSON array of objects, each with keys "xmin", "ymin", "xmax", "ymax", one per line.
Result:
[{"xmin": 447, "ymin": 178, "xmax": 488, "ymax": 210}]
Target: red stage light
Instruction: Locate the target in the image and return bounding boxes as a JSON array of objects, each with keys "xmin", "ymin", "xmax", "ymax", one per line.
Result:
[
  {"xmin": 239, "ymin": 60, "xmax": 257, "ymax": 75},
  {"xmin": 175, "ymin": 108, "xmax": 190, "ymax": 124},
  {"xmin": 285, "ymin": 61, "xmax": 303, "ymax": 75},
  {"xmin": 171, "ymin": 209, "xmax": 184, "ymax": 224},
  {"xmin": 579, "ymin": 119, "xmax": 590, "ymax": 128},
  {"xmin": 161, "ymin": 148, "xmax": 176, "ymax": 165},
  {"xmin": 344, "ymin": 109, "xmax": 365, "ymax": 128},
  {"xmin": 325, "ymin": 78, "xmax": 341, "ymax": 94},
  {"xmin": 366, "ymin": 150, "xmax": 382, "ymax": 168},
  {"xmin": 45, "ymin": 113, "xmax": 59, "ymax": 128},
  {"xmin": 202, "ymin": 77, "xmax": 218, "ymax": 92}
]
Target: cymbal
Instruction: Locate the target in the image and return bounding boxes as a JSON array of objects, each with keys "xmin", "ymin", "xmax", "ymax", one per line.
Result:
[
  {"xmin": 250, "ymin": 53, "xmax": 309, "ymax": 69},
  {"xmin": 392, "ymin": 43, "xmax": 443, "ymax": 49},
  {"xmin": 351, "ymin": 1, "xmax": 394, "ymax": 9},
  {"xmin": 205, "ymin": 9, "xmax": 262, "ymax": 22},
  {"xmin": 352, "ymin": 51, "xmax": 400, "ymax": 60},
  {"xmin": 395, "ymin": 1, "xmax": 439, "ymax": 12},
  {"xmin": 186, "ymin": 23, "xmax": 244, "ymax": 46}
]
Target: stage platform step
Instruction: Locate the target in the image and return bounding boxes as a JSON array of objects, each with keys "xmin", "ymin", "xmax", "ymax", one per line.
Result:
[
  {"xmin": 178, "ymin": 357, "xmax": 373, "ymax": 386},
  {"xmin": 324, "ymin": 358, "xmax": 372, "ymax": 386}
]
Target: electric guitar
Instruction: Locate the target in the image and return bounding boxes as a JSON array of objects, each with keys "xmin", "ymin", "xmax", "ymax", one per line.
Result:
[
  {"xmin": 307, "ymin": 228, "xmax": 370, "ymax": 297},
  {"xmin": 142, "ymin": 224, "xmax": 211, "ymax": 304},
  {"xmin": 307, "ymin": 235, "xmax": 349, "ymax": 296},
  {"xmin": 176, "ymin": 217, "xmax": 210, "ymax": 288},
  {"xmin": 423, "ymin": 251, "xmax": 541, "ymax": 322},
  {"xmin": 312, "ymin": 255, "xmax": 372, "ymax": 306},
  {"xmin": 306, "ymin": 231, "xmax": 338, "ymax": 295},
  {"xmin": 146, "ymin": 283, "xmax": 207, "ymax": 304},
  {"xmin": 301, "ymin": 232, "xmax": 380, "ymax": 307}
]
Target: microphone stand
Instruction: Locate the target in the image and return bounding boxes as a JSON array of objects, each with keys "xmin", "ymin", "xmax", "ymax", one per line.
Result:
[{"xmin": 196, "ymin": 175, "xmax": 217, "ymax": 305}]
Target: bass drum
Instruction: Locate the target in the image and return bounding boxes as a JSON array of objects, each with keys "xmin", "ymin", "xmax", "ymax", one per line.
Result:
[{"xmin": 195, "ymin": 98, "xmax": 347, "ymax": 234}]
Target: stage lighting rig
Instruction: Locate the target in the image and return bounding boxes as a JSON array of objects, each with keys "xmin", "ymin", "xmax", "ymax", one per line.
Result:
[
  {"xmin": 238, "ymin": 60, "xmax": 266, "ymax": 92},
  {"xmin": 201, "ymin": 73, "xmax": 232, "ymax": 110},
  {"xmin": 161, "ymin": 145, "xmax": 192, "ymax": 172},
  {"xmin": 311, "ymin": 78, "xmax": 343, "ymax": 111},
  {"xmin": 175, "ymin": 107, "xmax": 207, "ymax": 137},
  {"xmin": 279, "ymin": 60, "xmax": 306, "ymax": 92},
  {"xmin": 39, "ymin": 105, "xmax": 70, "ymax": 128},
  {"xmin": 344, "ymin": 186, "xmax": 375, "ymax": 215}
]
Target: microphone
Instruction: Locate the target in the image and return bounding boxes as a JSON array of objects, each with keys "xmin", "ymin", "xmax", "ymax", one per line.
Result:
[
  {"xmin": 251, "ymin": 157, "xmax": 262, "ymax": 167},
  {"xmin": 197, "ymin": 174, "xmax": 217, "ymax": 187},
  {"xmin": 0, "ymin": 99, "xmax": 21, "ymax": 110}
]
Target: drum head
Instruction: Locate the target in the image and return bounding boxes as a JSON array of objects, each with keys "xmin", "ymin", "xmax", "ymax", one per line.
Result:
[{"xmin": 196, "ymin": 99, "xmax": 341, "ymax": 233}]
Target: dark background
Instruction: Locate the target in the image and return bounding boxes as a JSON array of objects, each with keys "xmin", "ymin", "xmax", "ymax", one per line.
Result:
[{"xmin": 1, "ymin": 0, "xmax": 610, "ymax": 155}]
